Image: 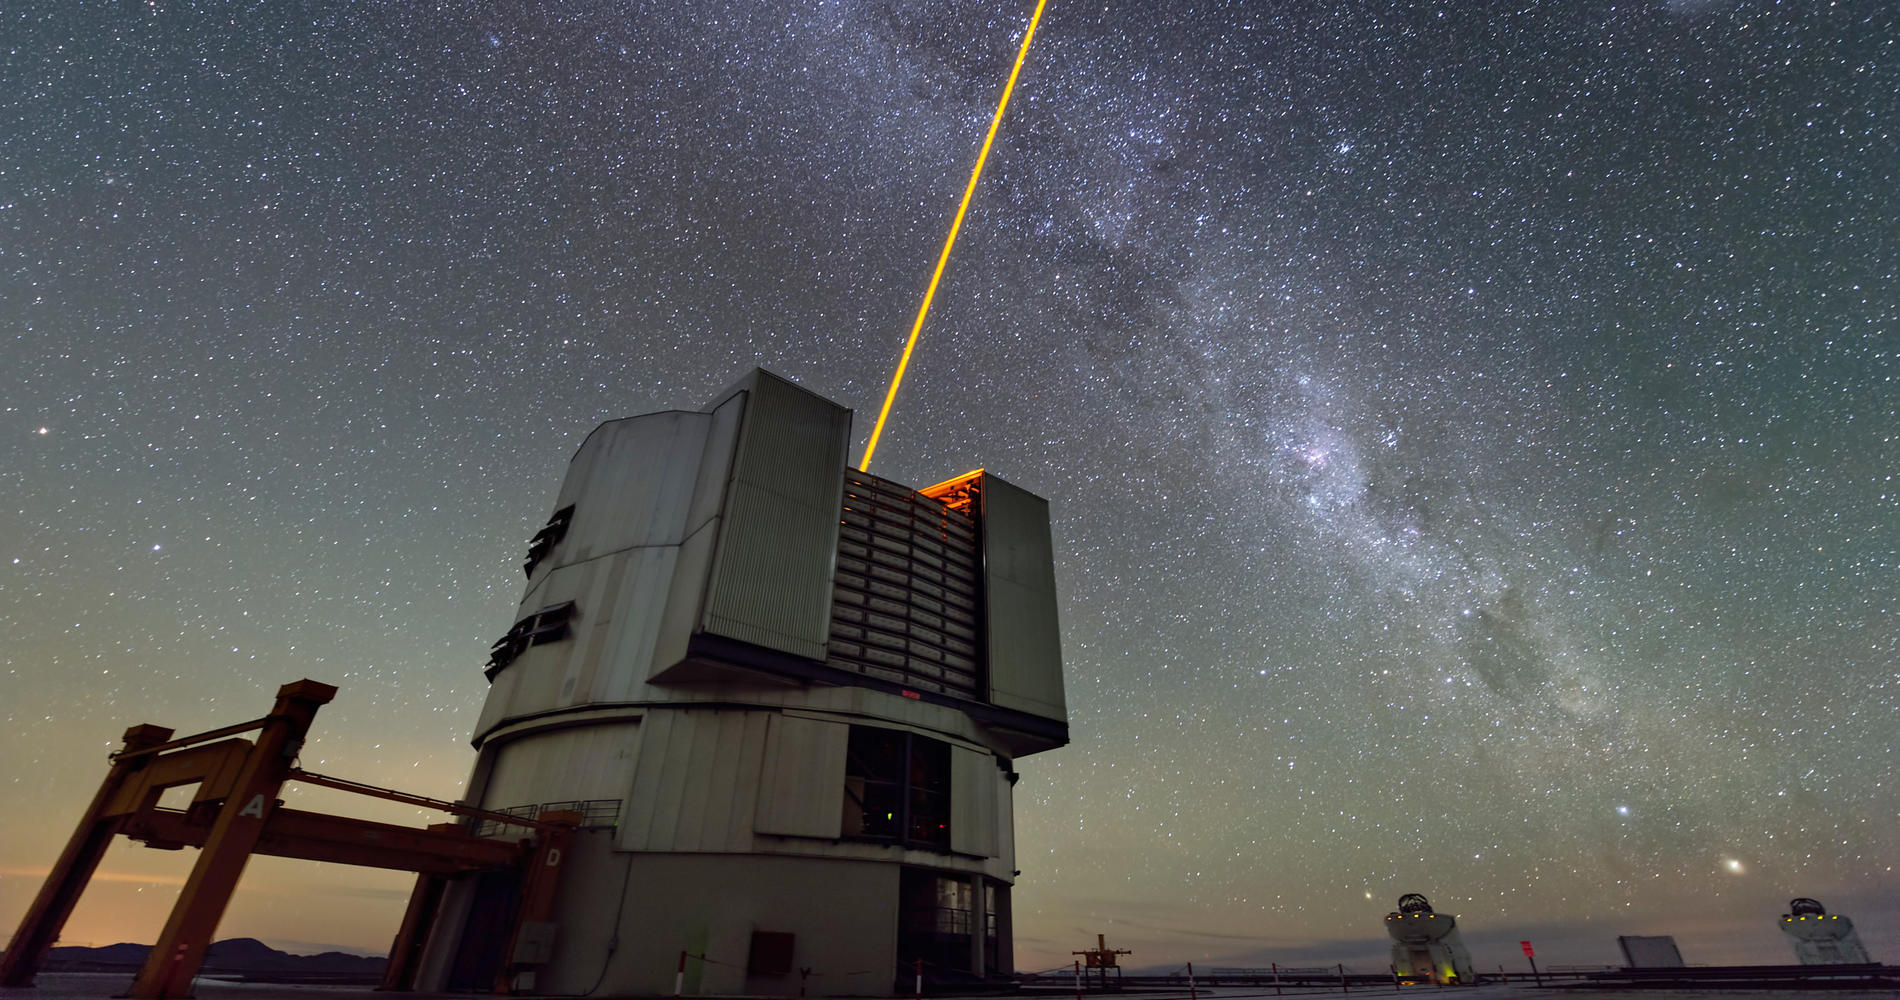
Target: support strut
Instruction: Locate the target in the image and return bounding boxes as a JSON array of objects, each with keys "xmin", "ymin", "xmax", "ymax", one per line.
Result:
[
  {"xmin": 0, "ymin": 679, "xmax": 565, "ymax": 998},
  {"xmin": 125, "ymin": 680, "xmax": 336, "ymax": 999},
  {"xmin": 0, "ymin": 724, "xmax": 175, "ymax": 987}
]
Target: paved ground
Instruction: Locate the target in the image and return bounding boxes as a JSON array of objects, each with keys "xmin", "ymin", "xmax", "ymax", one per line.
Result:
[
  {"xmin": 8, "ymin": 973, "xmax": 1897, "ymax": 1000},
  {"xmin": 7, "ymin": 973, "xmax": 391, "ymax": 1000}
]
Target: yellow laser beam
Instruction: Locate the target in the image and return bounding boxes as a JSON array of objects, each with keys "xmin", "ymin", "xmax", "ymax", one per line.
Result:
[{"xmin": 859, "ymin": 0, "xmax": 1051, "ymax": 472}]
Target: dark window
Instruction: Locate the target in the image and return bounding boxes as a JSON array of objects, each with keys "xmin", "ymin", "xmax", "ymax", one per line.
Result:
[
  {"xmin": 484, "ymin": 601, "xmax": 576, "ymax": 679},
  {"xmin": 907, "ymin": 736, "xmax": 951, "ymax": 845},
  {"xmin": 843, "ymin": 726, "xmax": 950, "ymax": 849},
  {"xmin": 984, "ymin": 881, "xmax": 1000, "ymax": 972},
  {"xmin": 522, "ymin": 504, "xmax": 575, "ymax": 577},
  {"xmin": 898, "ymin": 869, "xmax": 973, "ymax": 977}
]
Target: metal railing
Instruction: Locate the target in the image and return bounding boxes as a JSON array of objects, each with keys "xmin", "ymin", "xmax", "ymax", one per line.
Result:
[{"xmin": 473, "ymin": 798, "xmax": 621, "ymax": 837}]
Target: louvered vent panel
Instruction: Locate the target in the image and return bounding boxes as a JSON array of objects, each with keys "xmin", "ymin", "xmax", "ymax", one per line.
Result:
[{"xmin": 828, "ymin": 471, "xmax": 982, "ymax": 700}]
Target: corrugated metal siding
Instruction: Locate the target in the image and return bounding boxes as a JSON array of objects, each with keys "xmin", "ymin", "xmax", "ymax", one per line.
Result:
[
  {"xmin": 645, "ymin": 711, "xmax": 694, "ymax": 848},
  {"xmin": 696, "ymin": 704, "xmax": 771, "ymax": 847},
  {"xmin": 700, "ymin": 373, "xmax": 849, "ymax": 662},
  {"xmin": 620, "ymin": 709, "xmax": 771, "ymax": 853},
  {"xmin": 724, "ymin": 372, "xmax": 851, "ymax": 492},
  {"xmin": 672, "ymin": 707, "xmax": 729, "ymax": 848},
  {"xmin": 608, "ymin": 708, "xmax": 1006, "ymax": 875},
  {"xmin": 480, "ymin": 722, "xmax": 641, "ymax": 811},
  {"xmin": 701, "ymin": 482, "xmax": 837, "ymax": 658},
  {"xmin": 980, "ymin": 475, "xmax": 1067, "ymax": 724},
  {"xmin": 754, "ymin": 714, "xmax": 849, "ymax": 839},
  {"xmin": 949, "ymin": 745, "xmax": 1000, "ymax": 858}
]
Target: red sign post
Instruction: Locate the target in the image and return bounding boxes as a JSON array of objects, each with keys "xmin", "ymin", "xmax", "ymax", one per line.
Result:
[{"xmin": 1519, "ymin": 942, "xmax": 1540, "ymax": 985}]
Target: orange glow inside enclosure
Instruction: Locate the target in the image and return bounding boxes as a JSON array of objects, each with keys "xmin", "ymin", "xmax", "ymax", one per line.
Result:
[
  {"xmin": 920, "ymin": 468, "xmax": 985, "ymax": 496},
  {"xmin": 920, "ymin": 468, "xmax": 985, "ymax": 514}
]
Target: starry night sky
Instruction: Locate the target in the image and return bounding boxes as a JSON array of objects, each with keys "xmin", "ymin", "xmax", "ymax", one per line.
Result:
[{"xmin": 4, "ymin": 0, "xmax": 1896, "ymax": 973}]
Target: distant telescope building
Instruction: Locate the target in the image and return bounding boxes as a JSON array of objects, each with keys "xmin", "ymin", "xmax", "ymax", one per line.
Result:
[
  {"xmin": 405, "ymin": 370, "xmax": 1068, "ymax": 996},
  {"xmin": 1384, "ymin": 894, "xmax": 1474, "ymax": 984},
  {"xmin": 1780, "ymin": 898, "xmax": 1873, "ymax": 965}
]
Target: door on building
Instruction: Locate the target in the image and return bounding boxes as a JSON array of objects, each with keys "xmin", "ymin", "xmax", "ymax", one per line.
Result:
[
  {"xmin": 898, "ymin": 869, "xmax": 975, "ymax": 986},
  {"xmin": 447, "ymin": 869, "xmax": 522, "ymax": 991}
]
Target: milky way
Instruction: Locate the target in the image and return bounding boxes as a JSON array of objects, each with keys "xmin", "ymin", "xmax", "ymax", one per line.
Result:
[{"xmin": 3, "ymin": 0, "xmax": 1895, "ymax": 970}]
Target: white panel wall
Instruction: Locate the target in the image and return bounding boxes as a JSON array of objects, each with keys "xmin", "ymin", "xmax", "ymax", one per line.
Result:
[
  {"xmin": 589, "ymin": 546, "xmax": 680, "ymax": 702},
  {"xmin": 699, "ymin": 372, "xmax": 850, "ymax": 660},
  {"xmin": 548, "ymin": 411, "xmax": 708, "ymax": 559},
  {"xmin": 476, "ymin": 552, "xmax": 606, "ymax": 732},
  {"xmin": 981, "ymin": 474, "xmax": 1067, "ymax": 726},
  {"xmin": 481, "ymin": 410, "xmax": 713, "ymax": 743},
  {"xmin": 620, "ymin": 709, "xmax": 772, "ymax": 853},
  {"xmin": 950, "ymin": 745, "xmax": 1001, "ymax": 858},
  {"xmin": 754, "ymin": 714, "xmax": 849, "ymax": 839},
  {"xmin": 480, "ymin": 722, "xmax": 641, "ymax": 810},
  {"xmin": 601, "ymin": 704, "xmax": 1013, "ymax": 880}
]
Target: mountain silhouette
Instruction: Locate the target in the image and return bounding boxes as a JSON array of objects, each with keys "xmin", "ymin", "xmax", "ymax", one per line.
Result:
[{"xmin": 33, "ymin": 938, "xmax": 385, "ymax": 981}]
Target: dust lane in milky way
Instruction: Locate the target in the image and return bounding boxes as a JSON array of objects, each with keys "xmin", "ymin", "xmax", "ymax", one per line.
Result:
[{"xmin": 2, "ymin": 0, "xmax": 1894, "ymax": 971}]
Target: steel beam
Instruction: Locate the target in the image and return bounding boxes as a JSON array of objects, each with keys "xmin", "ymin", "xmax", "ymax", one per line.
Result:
[
  {"xmin": 6, "ymin": 680, "xmax": 565, "ymax": 998},
  {"xmin": 494, "ymin": 810, "xmax": 579, "ymax": 994},
  {"xmin": 125, "ymin": 680, "xmax": 336, "ymax": 999},
  {"xmin": 123, "ymin": 807, "xmax": 525, "ymax": 874},
  {"xmin": 104, "ymin": 739, "xmax": 254, "ymax": 820},
  {"xmin": 0, "ymin": 724, "xmax": 174, "ymax": 987},
  {"xmin": 380, "ymin": 840, "xmax": 456, "ymax": 993}
]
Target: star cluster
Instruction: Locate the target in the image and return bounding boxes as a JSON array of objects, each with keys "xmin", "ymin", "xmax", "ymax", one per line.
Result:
[{"xmin": 3, "ymin": 0, "xmax": 1895, "ymax": 970}]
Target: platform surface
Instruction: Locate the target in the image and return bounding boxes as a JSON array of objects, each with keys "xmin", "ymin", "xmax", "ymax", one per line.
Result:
[{"xmin": 10, "ymin": 974, "xmax": 1900, "ymax": 1000}]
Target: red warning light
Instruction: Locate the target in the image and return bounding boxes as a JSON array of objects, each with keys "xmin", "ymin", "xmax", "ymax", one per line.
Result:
[{"xmin": 901, "ymin": 690, "xmax": 922, "ymax": 700}]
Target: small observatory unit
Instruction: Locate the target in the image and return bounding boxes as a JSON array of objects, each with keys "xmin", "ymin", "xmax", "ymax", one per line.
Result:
[
  {"xmin": 406, "ymin": 370, "xmax": 1067, "ymax": 995},
  {"xmin": 1384, "ymin": 894, "xmax": 1474, "ymax": 984},
  {"xmin": 1780, "ymin": 898, "xmax": 1873, "ymax": 965}
]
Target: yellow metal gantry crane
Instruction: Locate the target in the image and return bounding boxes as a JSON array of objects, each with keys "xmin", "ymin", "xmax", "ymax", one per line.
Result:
[
  {"xmin": 1074, "ymin": 933, "xmax": 1133, "ymax": 991},
  {"xmin": 0, "ymin": 680, "xmax": 574, "ymax": 997}
]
